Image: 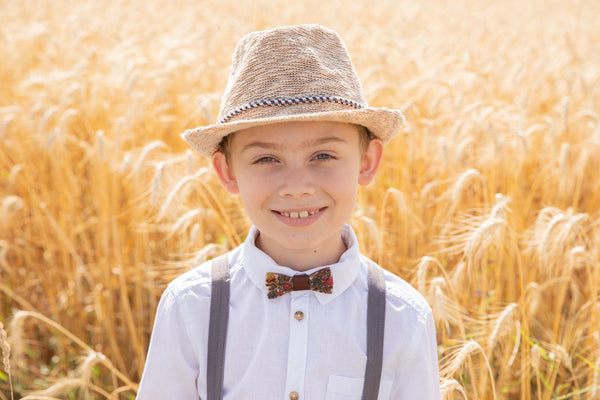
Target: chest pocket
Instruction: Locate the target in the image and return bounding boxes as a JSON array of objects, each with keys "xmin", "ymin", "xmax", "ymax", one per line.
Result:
[{"xmin": 325, "ymin": 375, "xmax": 393, "ymax": 400}]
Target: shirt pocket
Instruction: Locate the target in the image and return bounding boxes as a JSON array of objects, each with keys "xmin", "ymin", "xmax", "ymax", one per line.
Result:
[{"xmin": 325, "ymin": 375, "xmax": 393, "ymax": 400}]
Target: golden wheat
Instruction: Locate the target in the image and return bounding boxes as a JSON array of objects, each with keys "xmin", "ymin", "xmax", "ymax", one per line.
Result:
[{"xmin": 2, "ymin": 0, "xmax": 600, "ymax": 398}]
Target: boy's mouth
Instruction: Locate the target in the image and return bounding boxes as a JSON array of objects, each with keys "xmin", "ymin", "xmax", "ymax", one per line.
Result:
[{"xmin": 275, "ymin": 208, "xmax": 324, "ymax": 219}]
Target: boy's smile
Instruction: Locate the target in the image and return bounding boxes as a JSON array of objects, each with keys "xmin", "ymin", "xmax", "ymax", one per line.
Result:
[
  {"xmin": 273, "ymin": 207, "xmax": 325, "ymax": 226},
  {"xmin": 212, "ymin": 121, "xmax": 383, "ymax": 270}
]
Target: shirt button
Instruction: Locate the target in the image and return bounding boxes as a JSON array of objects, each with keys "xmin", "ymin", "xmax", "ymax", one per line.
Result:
[
  {"xmin": 294, "ymin": 311, "xmax": 304, "ymax": 321},
  {"xmin": 289, "ymin": 391, "xmax": 299, "ymax": 400}
]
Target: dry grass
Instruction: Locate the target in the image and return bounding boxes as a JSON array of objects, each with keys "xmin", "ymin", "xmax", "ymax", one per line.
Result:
[{"xmin": 1, "ymin": 0, "xmax": 600, "ymax": 398}]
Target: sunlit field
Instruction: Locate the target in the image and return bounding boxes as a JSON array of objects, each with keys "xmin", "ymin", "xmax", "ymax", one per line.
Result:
[{"xmin": 1, "ymin": 0, "xmax": 600, "ymax": 398}]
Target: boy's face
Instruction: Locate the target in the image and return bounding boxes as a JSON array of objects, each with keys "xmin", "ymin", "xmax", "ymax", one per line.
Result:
[{"xmin": 212, "ymin": 121, "xmax": 383, "ymax": 270}]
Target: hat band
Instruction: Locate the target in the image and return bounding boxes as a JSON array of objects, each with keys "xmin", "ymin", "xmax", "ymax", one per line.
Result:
[{"xmin": 219, "ymin": 95, "xmax": 363, "ymax": 124}]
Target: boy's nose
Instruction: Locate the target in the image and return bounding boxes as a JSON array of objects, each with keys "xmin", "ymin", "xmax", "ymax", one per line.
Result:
[{"xmin": 277, "ymin": 168, "xmax": 316, "ymax": 198}]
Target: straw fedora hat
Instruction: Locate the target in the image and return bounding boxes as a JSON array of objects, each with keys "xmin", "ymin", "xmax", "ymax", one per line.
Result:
[{"xmin": 182, "ymin": 24, "xmax": 404, "ymax": 157}]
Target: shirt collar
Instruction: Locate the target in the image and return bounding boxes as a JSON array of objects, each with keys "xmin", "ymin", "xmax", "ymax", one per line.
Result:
[{"xmin": 238, "ymin": 224, "xmax": 361, "ymax": 305}]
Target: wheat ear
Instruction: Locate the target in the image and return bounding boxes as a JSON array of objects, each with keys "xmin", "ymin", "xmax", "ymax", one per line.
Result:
[{"xmin": 0, "ymin": 321, "xmax": 14, "ymax": 400}]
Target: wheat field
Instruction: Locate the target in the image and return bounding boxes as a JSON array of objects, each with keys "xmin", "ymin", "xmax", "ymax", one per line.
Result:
[{"xmin": 1, "ymin": 0, "xmax": 600, "ymax": 398}]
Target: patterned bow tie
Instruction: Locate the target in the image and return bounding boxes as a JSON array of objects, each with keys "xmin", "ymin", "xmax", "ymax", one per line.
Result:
[{"xmin": 266, "ymin": 267, "xmax": 333, "ymax": 299}]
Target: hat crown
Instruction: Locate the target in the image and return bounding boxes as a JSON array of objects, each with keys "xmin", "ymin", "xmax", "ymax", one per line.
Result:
[{"xmin": 218, "ymin": 24, "xmax": 367, "ymax": 122}]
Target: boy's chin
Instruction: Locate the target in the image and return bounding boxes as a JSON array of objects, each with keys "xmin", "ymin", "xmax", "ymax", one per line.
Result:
[{"xmin": 256, "ymin": 228, "xmax": 344, "ymax": 251}]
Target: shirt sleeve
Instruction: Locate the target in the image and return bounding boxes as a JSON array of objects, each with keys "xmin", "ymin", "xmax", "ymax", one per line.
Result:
[
  {"xmin": 392, "ymin": 308, "xmax": 441, "ymax": 399},
  {"xmin": 137, "ymin": 287, "xmax": 204, "ymax": 400}
]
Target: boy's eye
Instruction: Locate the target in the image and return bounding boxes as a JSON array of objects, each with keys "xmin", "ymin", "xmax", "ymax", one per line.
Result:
[
  {"xmin": 254, "ymin": 156, "xmax": 277, "ymax": 164},
  {"xmin": 314, "ymin": 153, "xmax": 334, "ymax": 160}
]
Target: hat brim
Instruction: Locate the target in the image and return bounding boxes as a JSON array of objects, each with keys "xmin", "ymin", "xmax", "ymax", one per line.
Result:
[{"xmin": 181, "ymin": 107, "xmax": 404, "ymax": 157}]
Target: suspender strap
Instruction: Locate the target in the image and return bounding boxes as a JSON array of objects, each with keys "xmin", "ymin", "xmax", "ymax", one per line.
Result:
[
  {"xmin": 361, "ymin": 260, "xmax": 387, "ymax": 400},
  {"xmin": 207, "ymin": 254, "xmax": 230, "ymax": 400}
]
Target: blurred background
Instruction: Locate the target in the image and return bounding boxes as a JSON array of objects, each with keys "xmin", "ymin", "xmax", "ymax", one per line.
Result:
[{"xmin": 1, "ymin": 0, "xmax": 600, "ymax": 398}]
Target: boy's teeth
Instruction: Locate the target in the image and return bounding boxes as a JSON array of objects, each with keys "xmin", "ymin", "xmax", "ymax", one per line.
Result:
[{"xmin": 281, "ymin": 210, "xmax": 316, "ymax": 218}]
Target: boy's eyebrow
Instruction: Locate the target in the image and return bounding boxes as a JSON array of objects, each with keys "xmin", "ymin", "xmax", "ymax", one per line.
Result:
[{"xmin": 241, "ymin": 136, "xmax": 348, "ymax": 152}]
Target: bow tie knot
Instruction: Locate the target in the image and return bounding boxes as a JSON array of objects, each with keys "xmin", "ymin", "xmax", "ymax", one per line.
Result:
[{"xmin": 266, "ymin": 268, "xmax": 333, "ymax": 299}]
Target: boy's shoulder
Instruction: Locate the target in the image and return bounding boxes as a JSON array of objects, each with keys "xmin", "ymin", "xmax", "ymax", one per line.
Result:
[
  {"xmin": 361, "ymin": 255, "xmax": 432, "ymax": 324},
  {"xmin": 163, "ymin": 256, "xmax": 215, "ymax": 299},
  {"xmin": 162, "ymin": 246, "xmax": 242, "ymax": 299}
]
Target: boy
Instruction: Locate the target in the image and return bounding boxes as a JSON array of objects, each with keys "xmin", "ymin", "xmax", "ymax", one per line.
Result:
[{"xmin": 137, "ymin": 24, "xmax": 440, "ymax": 399}]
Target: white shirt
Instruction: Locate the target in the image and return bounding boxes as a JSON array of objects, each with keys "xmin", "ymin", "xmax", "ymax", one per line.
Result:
[{"xmin": 137, "ymin": 224, "xmax": 440, "ymax": 399}]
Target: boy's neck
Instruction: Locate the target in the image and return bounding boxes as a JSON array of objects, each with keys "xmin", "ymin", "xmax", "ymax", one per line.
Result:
[{"xmin": 255, "ymin": 232, "xmax": 348, "ymax": 272}]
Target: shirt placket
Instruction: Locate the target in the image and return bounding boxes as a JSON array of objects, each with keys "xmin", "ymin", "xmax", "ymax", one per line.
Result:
[{"xmin": 283, "ymin": 291, "xmax": 309, "ymax": 400}]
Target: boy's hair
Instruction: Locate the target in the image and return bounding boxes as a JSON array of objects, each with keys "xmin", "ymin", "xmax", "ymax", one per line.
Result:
[{"xmin": 218, "ymin": 124, "xmax": 372, "ymax": 165}]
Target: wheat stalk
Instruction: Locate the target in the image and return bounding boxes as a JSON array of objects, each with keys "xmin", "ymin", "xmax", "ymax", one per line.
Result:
[
  {"xmin": 0, "ymin": 321, "xmax": 14, "ymax": 400},
  {"xmin": 487, "ymin": 303, "xmax": 518, "ymax": 354},
  {"xmin": 7, "ymin": 311, "xmax": 136, "ymax": 390},
  {"xmin": 440, "ymin": 378, "xmax": 467, "ymax": 400}
]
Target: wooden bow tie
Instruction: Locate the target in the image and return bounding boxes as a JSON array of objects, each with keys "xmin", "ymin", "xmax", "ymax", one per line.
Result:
[{"xmin": 265, "ymin": 267, "xmax": 333, "ymax": 299}]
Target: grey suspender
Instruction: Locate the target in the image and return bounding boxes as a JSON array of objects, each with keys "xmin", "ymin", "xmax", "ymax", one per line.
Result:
[
  {"xmin": 207, "ymin": 254, "xmax": 230, "ymax": 400},
  {"xmin": 361, "ymin": 259, "xmax": 387, "ymax": 400},
  {"xmin": 207, "ymin": 255, "xmax": 386, "ymax": 400}
]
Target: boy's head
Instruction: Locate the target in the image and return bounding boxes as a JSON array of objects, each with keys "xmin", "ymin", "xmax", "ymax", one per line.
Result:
[{"xmin": 180, "ymin": 24, "xmax": 405, "ymax": 268}]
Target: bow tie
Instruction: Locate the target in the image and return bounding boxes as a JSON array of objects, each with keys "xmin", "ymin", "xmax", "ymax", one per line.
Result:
[{"xmin": 266, "ymin": 267, "xmax": 333, "ymax": 299}]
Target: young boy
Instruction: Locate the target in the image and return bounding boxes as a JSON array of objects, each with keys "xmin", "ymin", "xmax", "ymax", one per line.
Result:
[{"xmin": 137, "ymin": 24, "xmax": 440, "ymax": 399}]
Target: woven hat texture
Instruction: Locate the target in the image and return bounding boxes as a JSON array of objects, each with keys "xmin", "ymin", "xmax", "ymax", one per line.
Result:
[{"xmin": 182, "ymin": 24, "xmax": 404, "ymax": 157}]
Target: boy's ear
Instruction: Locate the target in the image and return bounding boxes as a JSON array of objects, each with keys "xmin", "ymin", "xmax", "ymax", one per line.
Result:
[
  {"xmin": 358, "ymin": 138, "xmax": 384, "ymax": 186},
  {"xmin": 212, "ymin": 151, "xmax": 240, "ymax": 194}
]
